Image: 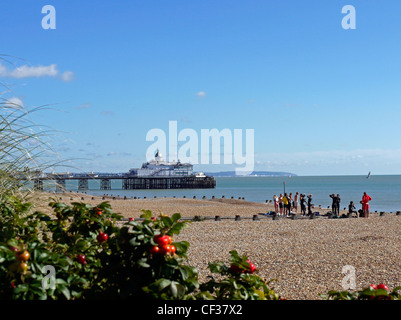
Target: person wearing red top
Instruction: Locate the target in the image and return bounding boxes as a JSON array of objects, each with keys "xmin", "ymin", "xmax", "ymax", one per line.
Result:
[{"xmin": 361, "ymin": 192, "xmax": 372, "ymax": 218}]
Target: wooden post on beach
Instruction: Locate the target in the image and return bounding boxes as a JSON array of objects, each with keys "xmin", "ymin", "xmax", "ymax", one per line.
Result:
[
  {"xmin": 396, "ymin": 211, "xmax": 401, "ymax": 216},
  {"xmin": 380, "ymin": 212, "xmax": 385, "ymax": 216},
  {"xmin": 235, "ymin": 215, "xmax": 241, "ymax": 221},
  {"xmin": 215, "ymin": 215, "xmax": 221, "ymax": 221}
]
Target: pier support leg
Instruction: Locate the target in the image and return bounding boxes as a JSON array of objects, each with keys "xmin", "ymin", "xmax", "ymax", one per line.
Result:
[
  {"xmin": 78, "ymin": 179, "xmax": 89, "ymax": 191},
  {"xmin": 55, "ymin": 179, "xmax": 66, "ymax": 193},
  {"xmin": 100, "ymin": 179, "xmax": 111, "ymax": 190},
  {"xmin": 34, "ymin": 179, "xmax": 43, "ymax": 191}
]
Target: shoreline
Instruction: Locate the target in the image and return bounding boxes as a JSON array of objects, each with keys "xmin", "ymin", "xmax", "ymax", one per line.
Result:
[{"xmin": 37, "ymin": 191, "xmax": 395, "ymax": 219}]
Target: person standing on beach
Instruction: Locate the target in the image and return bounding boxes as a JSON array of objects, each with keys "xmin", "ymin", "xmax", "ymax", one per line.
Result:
[
  {"xmin": 329, "ymin": 194, "xmax": 341, "ymax": 216},
  {"xmin": 307, "ymin": 194, "xmax": 313, "ymax": 216},
  {"xmin": 293, "ymin": 192, "xmax": 299, "ymax": 213},
  {"xmin": 300, "ymin": 194, "xmax": 306, "ymax": 216},
  {"xmin": 329, "ymin": 194, "xmax": 337, "ymax": 215},
  {"xmin": 273, "ymin": 195, "xmax": 279, "ymax": 213},
  {"xmin": 336, "ymin": 194, "xmax": 341, "ymax": 216},
  {"xmin": 361, "ymin": 192, "xmax": 372, "ymax": 218},
  {"xmin": 282, "ymin": 193, "xmax": 290, "ymax": 216},
  {"xmin": 279, "ymin": 194, "xmax": 283, "ymax": 216}
]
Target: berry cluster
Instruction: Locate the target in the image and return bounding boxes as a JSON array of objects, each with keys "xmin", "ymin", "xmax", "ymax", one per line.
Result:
[{"xmin": 150, "ymin": 235, "xmax": 176, "ymax": 255}]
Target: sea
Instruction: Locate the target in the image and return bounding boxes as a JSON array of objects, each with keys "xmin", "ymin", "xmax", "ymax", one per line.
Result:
[{"xmin": 48, "ymin": 175, "xmax": 401, "ymax": 213}]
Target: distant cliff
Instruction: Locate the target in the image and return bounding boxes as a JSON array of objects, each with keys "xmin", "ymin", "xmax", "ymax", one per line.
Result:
[{"xmin": 205, "ymin": 171, "xmax": 297, "ymax": 177}]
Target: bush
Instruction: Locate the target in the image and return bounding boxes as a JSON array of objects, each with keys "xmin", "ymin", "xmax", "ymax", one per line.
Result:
[
  {"xmin": 196, "ymin": 250, "xmax": 280, "ymax": 300},
  {"xmin": 322, "ymin": 285, "xmax": 401, "ymax": 300},
  {"xmin": 0, "ymin": 197, "xmax": 280, "ymax": 300}
]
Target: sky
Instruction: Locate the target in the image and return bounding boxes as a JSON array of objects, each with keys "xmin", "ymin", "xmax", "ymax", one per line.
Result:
[{"xmin": 1, "ymin": 0, "xmax": 401, "ymax": 176}]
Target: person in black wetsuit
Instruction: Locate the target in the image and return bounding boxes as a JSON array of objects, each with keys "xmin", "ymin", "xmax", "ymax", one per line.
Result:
[
  {"xmin": 329, "ymin": 194, "xmax": 341, "ymax": 216},
  {"xmin": 348, "ymin": 201, "xmax": 357, "ymax": 217},
  {"xmin": 307, "ymin": 194, "xmax": 313, "ymax": 216},
  {"xmin": 330, "ymin": 194, "xmax": 336, "ymax": 213},
  {"xmin": 336, "ymin": 194, "xmax": 341, "ymax": 215}
]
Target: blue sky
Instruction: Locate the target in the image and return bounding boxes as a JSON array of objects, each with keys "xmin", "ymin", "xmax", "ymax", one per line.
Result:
[{"xmin": 1, "ymin": 0, "xmax": 401, "ymax": 175}]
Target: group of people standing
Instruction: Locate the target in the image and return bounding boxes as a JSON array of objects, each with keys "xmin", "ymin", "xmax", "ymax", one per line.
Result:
[
  {"xmin": 273, "ymin": 192, "xmax": 314, "ymax": 217},
  {"xmin": 273, "ymin": 191, "xmax": 373, "ymax": 218}
]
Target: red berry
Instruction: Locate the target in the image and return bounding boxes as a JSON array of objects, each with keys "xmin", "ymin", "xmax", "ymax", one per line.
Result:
[
  {"xmin": 377, "ymin": 284, "xmax": 389, "ymax": 291},
  {"xmin": 170, "ymin": 245, "xmax": 176, "ymax": 255},
  {"xmin": 159, "ymin": 244, "xmax": 172, "ymax": 255},
  {"xmin": 370, "ymin": 284, "xmax": 377, "ymax": 290},
  {"xmin": 153, "ymin": 235, "xmax": 171, "ymax": 246},
  {"xmin": 77, "ymin": 254, "xmax": 87, "ymax": 265},
  {"xmin": 129, "ymin": 217, "xmax": 134, "ymax": 222},
  {"xmin": 97, "ymin": 232, "xmax": 108, "ymax": 243},
  {"xmin": 149, "ymin": 246, "xmax": 160, "ymax": 255},
  {"xmin": 16, "ymin": 250, "xmax": 30, "ymax": 262},
  {"xmin": 249, "ymin": 263, "xmax": 256, "ymax": 273}
]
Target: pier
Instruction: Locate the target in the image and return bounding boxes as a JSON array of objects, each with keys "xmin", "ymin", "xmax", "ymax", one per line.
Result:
[{"xmin": 24, "ymin": 172, "xmax": 216, "ymax": 191}]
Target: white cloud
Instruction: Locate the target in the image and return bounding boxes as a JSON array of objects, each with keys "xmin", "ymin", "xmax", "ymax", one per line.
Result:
[
  {"xmin": 0, "ymin": 62, "xmax": 74, "ymax": 82},
  {"xmin": 4, "ymin": 97, "xmax": 24, "ymax": 109},
  {"xmin": 60, "ymin": 71, "xmax": 75, "ymax": 82},
  {"xmin": 196, "ymin": 91, "xmax": 206, "ymax": 98}
]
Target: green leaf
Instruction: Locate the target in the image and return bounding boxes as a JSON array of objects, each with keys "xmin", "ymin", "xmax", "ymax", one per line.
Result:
[
  {"xmin": 169, "ymin": 222, "xmax": 186, "ymax": 235},
  {"xmin": 14, "ymin": 284, "xmax": 29, "ymax": 294},
  {"xmin": 375, "ymin": 289, "xmax": 389, "ymax": 296},
  {"xmin": 59, "ymin": 285, "xmax": 71, "ymax": 300},
  {"xmin": 171, "ymin": 213, "xmax": 181, "ymax": 223},
  {"xmin": 179, "ymin": 266, "xmax": 189, "ymax": 281},
  {"xmin": 173, "ymin": 241, "xmax": 190, "ymax": 255},
  {"xmin": 157, "ymin": 279, "xmax": 171, "ymax": 291},
  {"xmin": 137, "ymin": 258, "xmax": 150, "ymax": 268},
  {"xmin": 140, "ymin": 210, "xmax": 152, "ymax": 220},
  {"xmin": 161, "ymin": 216, "xmax": 173, "ymax": 227}
]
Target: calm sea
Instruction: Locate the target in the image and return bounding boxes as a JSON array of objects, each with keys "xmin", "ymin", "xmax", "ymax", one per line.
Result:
[{"xmin": 49, "ymin": 175, "xmax": 401, "ymax": 213}]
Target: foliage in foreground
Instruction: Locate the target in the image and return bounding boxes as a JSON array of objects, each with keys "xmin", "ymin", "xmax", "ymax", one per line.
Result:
[
  {"xmin": 1, "ymin": 195, "xmax": 400, "ymax": 300},
  {"xmin": 0, "ymin": 196, "xmax": 280, "ymax": 300},
  {"xmin": 321, "ymin": 284, "xmax": 401, "ymax": 300}
]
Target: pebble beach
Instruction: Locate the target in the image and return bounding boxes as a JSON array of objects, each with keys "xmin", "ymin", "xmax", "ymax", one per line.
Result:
[{"xmin": 35, "ymin": 192, "xmax": 401, "ymax": 300}]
